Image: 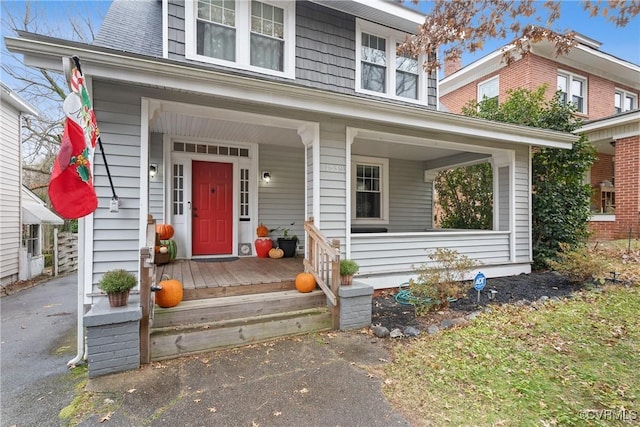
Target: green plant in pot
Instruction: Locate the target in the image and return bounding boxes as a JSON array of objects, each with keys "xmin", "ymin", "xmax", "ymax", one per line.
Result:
[
  {"xmin": 340, "ymin": 259, "xmax": 359, "ymax": 285},
  {"xmin": 275, "ymin": 225, "xmax": 298, "ymax": 258},
  {"xmin": 99, "ymin": 269, "xmax": 137, "ymax": 307}
]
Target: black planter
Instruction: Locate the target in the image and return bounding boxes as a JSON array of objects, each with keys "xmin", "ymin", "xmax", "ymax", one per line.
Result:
[{"xmin": 277, "ymin": 238, "xmax": 297, "ymax": 258}]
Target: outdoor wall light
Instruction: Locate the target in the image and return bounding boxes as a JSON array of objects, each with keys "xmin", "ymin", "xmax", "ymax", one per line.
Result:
[
  {"xmin": 149, "ymin": 163, "xmax": 158, "ymax": 179},
  {"xmin": 262, "ymin": 171, "xmax": 271, "ymax": 183}
]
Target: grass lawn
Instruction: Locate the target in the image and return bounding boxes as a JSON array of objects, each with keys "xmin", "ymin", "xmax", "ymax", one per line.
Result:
[
  {"xmin": 383, "ymin": 239, "xmax": 640, "ymax": 426},
  {"xmin": 383, "ymin": 285, "xmax": 640, "ymax": 426}
]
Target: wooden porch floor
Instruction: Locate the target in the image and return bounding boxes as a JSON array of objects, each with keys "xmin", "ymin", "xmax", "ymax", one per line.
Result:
[{"xmin": 155, "ymin": 257, "xmax": 304, "ymax": 300}]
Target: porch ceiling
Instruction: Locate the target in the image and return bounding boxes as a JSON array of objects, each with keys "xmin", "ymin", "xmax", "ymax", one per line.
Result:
[
  {"xmin": 150, "ymin": 111, "xmax": 303, "ymax": 147},
  {"xmin": 150, "ymin": 111, "xmax": 475, "ymax": 162},
  {"xmin": 353, "ymin": 137, "xmax": 466, "ymax": 161}
]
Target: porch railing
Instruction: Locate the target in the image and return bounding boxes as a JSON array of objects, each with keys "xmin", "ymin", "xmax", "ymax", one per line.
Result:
[
  {"xmin": 139, "ymin": 221, "xmax": 157, "ymax": 364},
  {"xmin": 303, "ymin": 217, "xmax": 340, "ymax": 328}
]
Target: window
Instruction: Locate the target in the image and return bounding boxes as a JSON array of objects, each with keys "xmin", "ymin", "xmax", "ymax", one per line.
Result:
[
  {"xmin": 172, "ymin": 163, "xmax": 184, "ymax": 215},
  {"xmin": 557, "ymin": 71, "xmax": 587, "ymax": 114},
  {"xmin": 352, "ymin": 156, "xmax": 389, "ymax": 223},
  {"xmin": 356, "ymin": 19, "xmax": 427, "ymax": 103},
  {"xmin": 478, "ymin": 76, "xmax": 499, "ymax": 104},
  {"xmin": 396, "ymin": 46, "xmax": 419, "ymax": 99},
  {"xmin": 361, "ymin": 33, "xmax": 387, "ymax": 93},
  {"xmin": 615, "ymin": 89, "xmax": 637, "ymax": 114},
  {"xmin": 186, "ymin": 0, "xmax": 295, "ymax": 78},
  {"xmin": 22, "ymin": 224, "xmax": 39, "ymax": 256}
]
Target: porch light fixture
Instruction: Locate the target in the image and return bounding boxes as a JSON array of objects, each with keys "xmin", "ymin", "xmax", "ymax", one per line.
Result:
[
  {"xmin": 149, "ymin": 163, "xmax": 158, "ymax": 179},
  {"xmin": 262, "ymin": 171, "xmax": 271, "ymax": 183}
]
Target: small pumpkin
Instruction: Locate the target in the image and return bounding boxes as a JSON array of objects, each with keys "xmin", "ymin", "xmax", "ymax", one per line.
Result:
[
  {"xmin": 156, "ymin": 223, "xmax": 175, "ymax": 240},
  {"xmin": 155, "ymin": 277, "xmax": 183, "ymax": 308},
  {"xmin": 159, "ymin": 246, "xmax": 169, "ymax": 254},
  {"xmin": 256, "ymin": 223, "xmax": 269, "ymax": 237},
  {"xmin": 268, "ymin": 247, "xmax": 284, "ymax": 259},
  {"xmin": 154, "ymin": 245, "xmax": 161, "ymax": 253},
  {"xmin": 295, "ymin": 272, "xmax": 316, "ymax": 293}
]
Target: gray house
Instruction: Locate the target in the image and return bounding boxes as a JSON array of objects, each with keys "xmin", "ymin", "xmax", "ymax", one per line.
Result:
[{"xmin": 7, "ymin": 0, "xmax": 575, "ymax": 363}]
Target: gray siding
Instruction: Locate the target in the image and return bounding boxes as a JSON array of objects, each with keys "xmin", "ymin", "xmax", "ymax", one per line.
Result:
[
  {"xmin": 167, "ymin": 0, "xmax": 186, "ymax": 60},
  {"xmin": 149, "ymin": 132, "xmax": 164, "ymax": 222},
  {"xmin": 0, "ymin": 103, "xmax": 21, "ymax": 285},
  {"xmin": 296, "ymin": 1, "xmax": 355, "ymax": 94},
  {"xmin": 91, "ymin": 81, "xmax": 142, "ymax": 291},
  {"xmin": 388, "ymin": 158, "xmax": 432, "ymax": 232},
  {"xmin": 258, "ymin": 144, "xmax": 306, "ymax": 240},
  {"xmin": 351, "ymin": 232, "xmax": 511, "ymax": 275}
]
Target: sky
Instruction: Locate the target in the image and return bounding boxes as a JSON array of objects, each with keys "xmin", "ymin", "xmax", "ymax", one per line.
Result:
[{"xmin": 1, "ymin": 0, "xmax": 639, "ymax": 92}]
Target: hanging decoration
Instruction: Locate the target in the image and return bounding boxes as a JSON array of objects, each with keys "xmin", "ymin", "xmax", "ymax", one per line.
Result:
[{"xmin": 49, "ymin": 56, "xmax": 118, "ymax": 219}]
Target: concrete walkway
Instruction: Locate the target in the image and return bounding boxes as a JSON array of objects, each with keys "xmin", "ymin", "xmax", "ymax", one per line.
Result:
[{"xmin": 81, "ymin": 333, "xmax": 410, "ymax": 426}]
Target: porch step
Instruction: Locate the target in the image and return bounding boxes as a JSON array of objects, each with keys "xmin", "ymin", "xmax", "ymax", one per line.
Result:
[
  {"xmin": 150, "ymin": 306, "xmax": 332, "ymax": 361},
  {"xmin": 182, "ymin": 280, "xmax": 297, "ymax": 301},
  {"xmin": 153, "ymin": 289, "xmax": 326, "ymax": 329}
]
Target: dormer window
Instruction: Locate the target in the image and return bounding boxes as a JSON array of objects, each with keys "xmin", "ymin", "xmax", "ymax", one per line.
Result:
[
  {"xmin": 356, "ymin": 19, "xmax": 428, "ymax": 104},
  {"xmin": 186, "ymin": 0, "xmax": 295, "ymax": 78}
]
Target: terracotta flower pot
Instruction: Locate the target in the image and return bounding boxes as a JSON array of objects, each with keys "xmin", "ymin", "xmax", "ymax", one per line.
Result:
[
  {"xmin": 341, "ymin": 274, "xmax": 353, "ymax": 286},
  {"xmin": 107, "ymin": 290, "xmax": 130, "ymax": 307}
]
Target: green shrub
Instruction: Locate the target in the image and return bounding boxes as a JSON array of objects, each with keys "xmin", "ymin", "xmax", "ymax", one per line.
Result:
[
  {"xmin": 340, "ymin": 259, "xmax": 359, "ymax": 276},
  {"xmin": 547, "ymin": 243, "xmax": 607, "ymax": 284},
  {"xmin": 98, "ymin": 269, "xmax": 137, "ymax": 293},
  {"xmin": 410, "ymin": 248, "xmax": 479, "ymax": 314}
]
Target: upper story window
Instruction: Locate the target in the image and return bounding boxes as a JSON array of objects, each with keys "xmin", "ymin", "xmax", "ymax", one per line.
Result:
[
  {"xmin": 186, "ymin": 0, "xmax": 295, "ymax": 78},
  {"xmin": 351, "ymin": 155, "xmax": 389, "ymax": 224},
  {"xmin": 557, "ymin": 71, "xmax": 587, "ymax": 114},
  {"xmin": 478, "ymin": 76, "xmax": 499, "ymax": 104},
  {"xmin": 615, "ymin": 89, "xmax": 637, "ymax": 114},
  {"xmin": 356, "ymin": 19, "xmax": 428, "ymax": 104}
]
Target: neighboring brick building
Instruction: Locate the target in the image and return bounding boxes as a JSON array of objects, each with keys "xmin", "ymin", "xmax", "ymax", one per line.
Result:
[{"xmin": 439, "ymin": 34, "xmax": 640, "ymax": 240}]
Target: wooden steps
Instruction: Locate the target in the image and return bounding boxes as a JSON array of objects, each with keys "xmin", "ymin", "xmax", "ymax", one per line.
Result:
[
  {"xmin": 182, "ymin": 280, "xmax": 297, "ymax": 301},
  {"xmin": 150, "ymin": 290, "xmax": 331, "ymax": 361}
]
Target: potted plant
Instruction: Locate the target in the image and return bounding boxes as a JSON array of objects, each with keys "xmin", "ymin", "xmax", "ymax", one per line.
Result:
[
  {"xmin": 340, "ymin": 259, "xmax": 359, "ymax": 285},
  {"xmin": 99, "ymin": 269, "xmax": 137, "ymax": 307},
  {"xmin": 276, "ymin": 228, "xmax": 298, "ymax": 258}
]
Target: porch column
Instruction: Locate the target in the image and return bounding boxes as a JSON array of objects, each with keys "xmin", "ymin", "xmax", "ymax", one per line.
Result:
[{"xmin": 492, "ymin": 152, "xmax": 515, "ymax": 261}]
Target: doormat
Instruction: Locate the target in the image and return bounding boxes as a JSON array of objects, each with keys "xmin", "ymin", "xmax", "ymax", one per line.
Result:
[{"xmin": 194, "ymin": 257, "xmax": 240, "ymax": 263}]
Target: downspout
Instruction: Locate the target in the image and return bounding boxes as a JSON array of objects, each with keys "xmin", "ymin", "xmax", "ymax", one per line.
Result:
[{"xmin": 67, "ymin": 216, "xmax": 86, "ymax": 367}]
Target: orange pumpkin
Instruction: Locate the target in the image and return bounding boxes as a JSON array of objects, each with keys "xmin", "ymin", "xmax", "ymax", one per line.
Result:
[
  {"xmin": 295, "ymin": 272, "xmax": 316, "ymax": 293},
  {"xmin": 155, "ymin": 278, "xmax": 183, "ymax": 308},
  {"xmin": 256, "ymin": 223, "xmax": 269, "ymax": 237},
  {"xmin": 156, "ymin": 223, "xmax": 175, "ymax": 240}
]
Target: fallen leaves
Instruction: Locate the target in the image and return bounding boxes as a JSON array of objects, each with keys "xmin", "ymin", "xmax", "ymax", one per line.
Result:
[{"xmin": 99, "ymin": 412, "xmax": 113, "ymax": 423}]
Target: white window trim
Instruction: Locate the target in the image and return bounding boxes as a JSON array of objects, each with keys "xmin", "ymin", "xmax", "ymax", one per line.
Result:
[
  {"xmin": 615, "ymin": 88, "xmax": 637, "ymax": 113},
  {"xmin": 351, "ymin": 155, "xmax": 389, "ymax": 225},
  {"xmin": 557, "ymin": 70, "xmax": 587, "ymax": 114},
  {"xmin": 184, "ymin": 0, "xmax": 296, "ymax": 79},
  {"xmin": 355, "ymin": 18, "xmax": 427, "ymax": 105},
  {"xmin": 477, "ymin": 75, "xmax": 499, "ymax": 102}
]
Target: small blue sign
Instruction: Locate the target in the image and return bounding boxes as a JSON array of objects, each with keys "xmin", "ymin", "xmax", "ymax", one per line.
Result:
[{"xmin": 474, "ymin": 272, "xmax": 486, "ymax": 291}]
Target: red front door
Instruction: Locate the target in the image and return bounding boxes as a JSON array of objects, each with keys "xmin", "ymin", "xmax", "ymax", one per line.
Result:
[{"xmin": 192, "ymin": 161, "xmax": 233, "ymax": 255}]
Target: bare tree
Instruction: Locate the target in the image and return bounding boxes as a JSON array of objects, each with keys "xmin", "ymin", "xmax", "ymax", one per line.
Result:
[
  {"xmin": 1, "ymin": 0, "xmax": 102, "ymax": 196},
  {"xmin": 402, "ymin": 0, "xmax": 640, "ymax": 72}
]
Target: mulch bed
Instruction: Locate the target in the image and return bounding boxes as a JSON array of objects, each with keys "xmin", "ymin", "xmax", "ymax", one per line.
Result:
[{"xmin": 372, "ymin": 271, "xmax": 584, "ymax": 331}]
